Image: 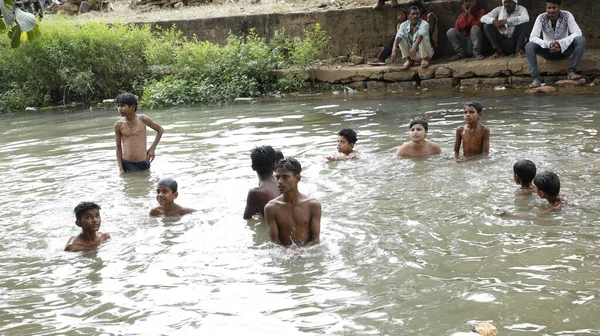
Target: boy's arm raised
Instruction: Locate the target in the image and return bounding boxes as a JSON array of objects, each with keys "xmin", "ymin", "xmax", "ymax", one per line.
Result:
[
  {"xmin": 140, "ymin": 115, "xmax": 164, "ymax": 163},
  {"xmin": 114, "ymin": 123, "xmax": 125, "ymax": 173}
]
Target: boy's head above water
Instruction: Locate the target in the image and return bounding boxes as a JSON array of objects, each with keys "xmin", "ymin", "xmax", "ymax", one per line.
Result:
[
  {"xmin": 463, "ymin": 101, "xmax": 483, "ymax": 124},
  {"xmin": 157, "ymin": 177, "xmax": 178, "ymax": 205},
  {"xmin": 464, "ymin": 101, "xmax": 483, "ymax": 114},
  {"xmin": 533, "ymin": 171, "xmax": 561, "ymax": 197},
  {"xmin": 337, "ymin": 128, "xmax": 357, "ymax": 155},
  {"xmin": 115, "ymin": 92, "xmax": 138, "ymax": 112},
  {"xmin": 513, "ymin": 159, "xmax": 537, "ymax": 186},
  {"xmin": 74, "ymin": 201, "xmax": 101, "ymax": 221},
  {"xmin": 409, "ymin": 116, "xmax": 429, "ymax": 131},
  {"xmin": 251, "ymin": 145, "xmax": 279, "ymax": 175}
]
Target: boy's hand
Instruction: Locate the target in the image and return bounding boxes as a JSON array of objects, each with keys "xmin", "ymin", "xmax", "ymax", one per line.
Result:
[
  {"xmin": 325, "ymin": 156, "xmax": 336, "ymax": 162},
  {"xmin": 146, "ymin": 149, "xmax": 155, "ymax": 163}
]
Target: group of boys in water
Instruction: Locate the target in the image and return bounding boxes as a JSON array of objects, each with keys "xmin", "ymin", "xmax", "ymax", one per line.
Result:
[
  {"xmin": 373, "ymin": 0, "xmax": 586, "ymax": 89},
  {"xmin": 65, "ymin": 93, "xmax": 567, "ymax": 253}
]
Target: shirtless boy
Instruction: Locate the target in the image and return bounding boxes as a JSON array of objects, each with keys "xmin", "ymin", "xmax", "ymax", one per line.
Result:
[
  {"xmin": 513, "ymin": 159, "xmax": 536, "ymax": 195},
  {"xmin": 454, "ymin": 102, "xmax": 490, "ymax": 162},
  {"xmin": 150, "ymin": 177, "xmax": 197, "ymax": 217},
  {"xmin": 114, "ymin": 92, "xmax": 164, "ymax": 173},
  {"xmin": 265, "ymin": 158, "xmax": 322, "ymax": 254},
  {"xmin": 326, "ymin": 128, "xmax": 357, "ymax": 162},
  {"xmin": 243, "ymin": 145, "xmax": 282, "ymax": 219},
  {"xmin": 533, "ymin": 171, "xmax": 567, "ymax": 214},
  {"xmin": 395, "ymin": 116, "xmax": 441, "ymax": 157},
  {"xmin": 65, "ymin": 202, "xmax": 111, "ymax": 252}
]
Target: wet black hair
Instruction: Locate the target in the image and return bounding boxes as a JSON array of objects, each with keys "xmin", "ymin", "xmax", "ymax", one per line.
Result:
[
  {"xmin": 513, "ymin": 159, "xmax": 537, "ymax": 185},
  {"xmin": 547, "ymin": 0, "xmax": 561, "ymax": 5},
  {"xmin": 158, "ymin": 177, "xmax": 178, "ymax": 193},
  {"xmin": 274, "ymin": 149, "xmax": 284, "ymax": 162},
  {"xmin": 275, "ymin": 158, "xmax": 302, "ymax": 176},
  {"xmin": 534, "ymin": 171, "xmax": 561, "ymax": 197},
  {"xmin": 74, "ymin": 202, "xmax": 101, "ymax": 220},
  {"xmin": 409, "ymin": 116, "xmax": 428, "ymax": 131},
  {"xmin": 338, "ymin": 128, "xmax": 357, "ymax": 144},
  {"xmin": 115, "ymin": 92, "xmax": 138, "ymax": 111},
  {"xmin": 464, "ymin": 101, "xmax": 483, "ymax": 113},
  {"xmin": 251, "ymin": 145, "xmax": 278, "ymax": 175}
]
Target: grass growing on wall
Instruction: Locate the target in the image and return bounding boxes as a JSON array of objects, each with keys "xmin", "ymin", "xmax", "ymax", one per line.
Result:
[{"xmin": 0, "ymin": 20, "xmax": 330, "ymax": 112}]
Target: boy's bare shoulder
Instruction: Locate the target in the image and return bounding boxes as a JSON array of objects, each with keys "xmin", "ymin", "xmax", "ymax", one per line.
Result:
[{"xmin": 149, "ymin": 207, "xmax": 161, "ymax": 216}]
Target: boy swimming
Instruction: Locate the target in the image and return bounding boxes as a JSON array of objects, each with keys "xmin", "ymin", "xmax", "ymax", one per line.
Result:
[
  {"xmin": 65, "ymin": 202, "xmax": 111, "ymax": 252},
  {"xmin": 243, "ymin": 145, "xmax": 282, "ymax": 219},
  {"xmin": 149, "ymin": 178, "xmax": 197, "ymax": 217},
  {"xmin": 533, "ymin": 171, "xmax": 567, "ymax": 214},
  {"xmin": 513, "ymin": 159, "xmax": 536, "ymax": 195},
  {"xmin": 326, "ymin": 128, "xmax": 357, "ymax": 162},
  {"xmin": 265, "ymin": 158, "xmax": 322, "ymax": 254},
  {"xmin": 454, "ymin": 102, "xmax": 490, "ymax": 162},
  {"xmin": 395, "ymin": 116, "xmax": 441, "ymax": 157},
  {"xmin": 114, "ymin": 92, "xmax": 164, "ymax": 173}
]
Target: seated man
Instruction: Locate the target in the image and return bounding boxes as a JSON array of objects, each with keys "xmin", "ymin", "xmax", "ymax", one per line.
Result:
[
  {"xmin": 391, "ymin": 5, "xmax": 435, "ymax": 69},
  {"xmin": 447, "ymin": 0, "xmax": 487, "ymax": 61},
  {"xmin": 525, "ymin": 0, "xmax": 586, "ymax": 88},
  {"xmin": 481, "ymin": 0, "xmax": 530, "ymax": 58}
]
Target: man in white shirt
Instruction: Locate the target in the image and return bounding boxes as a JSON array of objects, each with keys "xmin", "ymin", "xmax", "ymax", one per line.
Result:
[
  {"xmin": 525, "ymin": 0, "xmax": 586, "ymax": 88},
  {"xmin": 481, "ymin": 0, "xmax": 530, "ymax": 59}
]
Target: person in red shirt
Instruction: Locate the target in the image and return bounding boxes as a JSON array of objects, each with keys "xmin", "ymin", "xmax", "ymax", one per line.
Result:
[{"xmin": 447, "ymin": 0, "xmax": 487, "ymax": 60}]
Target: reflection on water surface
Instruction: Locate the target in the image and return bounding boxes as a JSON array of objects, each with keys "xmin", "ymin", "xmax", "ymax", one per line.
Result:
[{"xmin": 1, "ymin": 93, "xmax": 600, "ymax": 335}]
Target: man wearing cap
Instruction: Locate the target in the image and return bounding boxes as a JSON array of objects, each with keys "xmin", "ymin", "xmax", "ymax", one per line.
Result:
[
  {"xmin": 525, "ymin": 0, "xmax": 586, "ymax": 88},
  {"xmin": 481, "ymin": 0, "xmax": 530, "ymax": 59}
]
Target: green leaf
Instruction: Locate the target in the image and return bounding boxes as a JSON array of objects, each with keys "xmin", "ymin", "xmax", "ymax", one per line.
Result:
[
  {"xmin": 26, "ymin": 23, "xmax": 40, "ymax": 40},
  {"xmin": 14, "ymin": 8, "xmax": 35, "ymax": 32},
  {"xmin": 9, "ymin": 24, "xmax": 20, "ymax": 47},
  {"xmin": 0, "ymin": 0, "xmax": 14, "ymax": 27},
  {"xmin": 0, "ymin": 18, "xmax": 6, "ymax": 32}
]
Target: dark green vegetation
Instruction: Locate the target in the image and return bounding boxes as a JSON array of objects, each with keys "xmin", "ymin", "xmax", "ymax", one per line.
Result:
[
  {"xmin": 0, "ymin": 19, "xmax": 330, "ymax": 112},
  {"xmin": 0, "ymin": 0, "xmax": 39, "ymax": 48}
]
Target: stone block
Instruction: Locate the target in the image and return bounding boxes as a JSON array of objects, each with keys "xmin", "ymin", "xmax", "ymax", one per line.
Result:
[
  {"xmin": 366, "ymin": 81, "xmax": 388, "ymax": 91},
  {"xmin": 383, "ymin": 70, "xmax": 416, "ymax": 82},
  {"xmin": 350, "ymin": 56, "xmax": 365, "ymax": 65},
  {"xmin": 434, "ymin": 65, "xmax": 452, "ymax": 78},
  {"xmin": 388, "ymin": 80, "xmax": 416, "ymax": 91},
  {"xmin": 419, "ymin": 78, "xmax": 455, "ymax": 89},
  {"xmin": 347, "ymin": 81, "xmax": 366, "ymax": 90},
  {"xmin": 509, "ymin": 76, "xmax": 532, "ymax": 86},
  {"xmin": 337, "ymin": 56, "xmax": 349, "ymax": 63},
  {"xmin": 418, "ymin": 65, "xmax": 436, "ymax": 80},
  {"xmin": 507, "ymin": 58, "xmax": 528, "ymax": 75},
  {"xmin": 460, "ymin": 77, "xmax": 508, "ymax": 88},
  {"xmin": 351, "ymin": 76, "xmax": 368, "ymax": 81}
]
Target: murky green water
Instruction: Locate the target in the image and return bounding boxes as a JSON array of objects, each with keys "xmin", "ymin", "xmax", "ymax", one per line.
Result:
[{"xmin": 1, "ymin": 92, "xmax": 600, "ymax": 335}]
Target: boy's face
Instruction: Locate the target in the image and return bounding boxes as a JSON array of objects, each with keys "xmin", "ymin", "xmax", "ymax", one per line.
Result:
[
  {"xmin": 76, "ymin": 209, "xmax": 101, "ymax": 232},
  {"xmin": 337, "ymin": 135, "xmax": 354, "ymax": 155},
  {"xmin": 275, "ymin": 168, "xmax": 300, "ymax": 194},
  {"xmin": 156, "ymin": 185, "xmax": 178, "ymax": 206},
  {"xmin": 117, "ymin": 103, "xmax": 135, "ymax": 117},
  {"xmin": 409, "ymin": 123, "xmax": 427, "ymax": 141},
  {"xmin": 463, "ymin": 106, "xmax": 481, "ymax": 124}
]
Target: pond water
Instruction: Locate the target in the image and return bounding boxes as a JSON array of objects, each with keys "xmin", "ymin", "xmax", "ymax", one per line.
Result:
[{"xmin": 1, "ymin": 92, "xmax": 600, "ymax": 335}]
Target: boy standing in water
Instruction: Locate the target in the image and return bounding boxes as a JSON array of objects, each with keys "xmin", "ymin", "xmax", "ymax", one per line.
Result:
[
  {"xmin": 150, "ymin": 178, "xmax": 197, "ymax": 217},
  {"xmin": 114, "ymin": 92, "xmax": 164, "ymax": 173},
  {"xmin": 326, "ymin": 128, "xmax": 357, "ymax": 162},
  {"xmin": 265, "ymin": 158, "xmax": 322, "ymax": 254},
  {"xmin": 243, "ymin": 146, "xmax": 283, "ymax": 219},
  {"xmin": 395, "ymin": 117, "xmax": 441, "ymax": 157},
  {"xmin": 533, "ymin": 171, "xmax": 567, "ymax": 214},
  {"xmin": 513, "ymin": 159, "xmax": 536, "ymax": 195},
  {"xmin": 65, "ymin": 202, "xmax": 111, "ymax": 252},
  {"xmin": 454, "ymin": 102, "xmax": 490, "ymax": 162}
]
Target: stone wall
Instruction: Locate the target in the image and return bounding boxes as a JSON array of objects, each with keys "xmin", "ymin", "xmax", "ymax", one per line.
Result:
[{"xmin": 147, "ymin": 0, "xmax": 600, "ymax": 59}]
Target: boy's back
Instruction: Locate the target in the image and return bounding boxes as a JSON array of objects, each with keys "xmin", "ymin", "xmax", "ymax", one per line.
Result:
[{"xmin": 245, "ymin": 181, "xmax": 280, "ymax": 219}]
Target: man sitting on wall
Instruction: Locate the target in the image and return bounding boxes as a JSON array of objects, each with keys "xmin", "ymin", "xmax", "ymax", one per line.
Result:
[
  {"xmin": 447, "ymin": 0, "xmax": 487, "ymax": 61},
  {"xmin": 481, "ymin": 0, "xmax": 530, "ymax": 59},
  {"xmin": 525, "ymin": 0, "xmax": 586, "ymax": 88},
  {"xmin": 391, "ymin": 5, "xmax": 435, "ymax": 69}
]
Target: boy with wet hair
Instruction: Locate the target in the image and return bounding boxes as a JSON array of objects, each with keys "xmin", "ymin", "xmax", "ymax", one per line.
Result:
[
  {"xmin": 265, "ymin": 158, "xmax": 322, "ymax": 255},
  {"xmin": 533, "ymin": 171, "xmax": 567, "ymax": 214},
  {"xmin": 454, "ymin": 101, "xmax": 490, "ymax": 162},
  {"xmin": 65, "ymin": 202, "xmax": 111, "ymax": 252},
  {"xmin": 326, "ymin": 128, "xmax": 357, "ymax": 162},
  {"xmin": 395, "ymin": 116, "xmax": 441, "ymax": 157},
  {"xmin": 150, "ymin": 177, "xmax": 197, "ymax": 217},
  {"xmin": 114, "ymin": 92, "xmax": 164, "ymax": 173},
  {"xmin": 243, "ymin": 145, "xmax": 282, "ymax": 219},
  {"xmin": 513, "ymin": 159, "xmax": 536, "ymax": 195}
]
